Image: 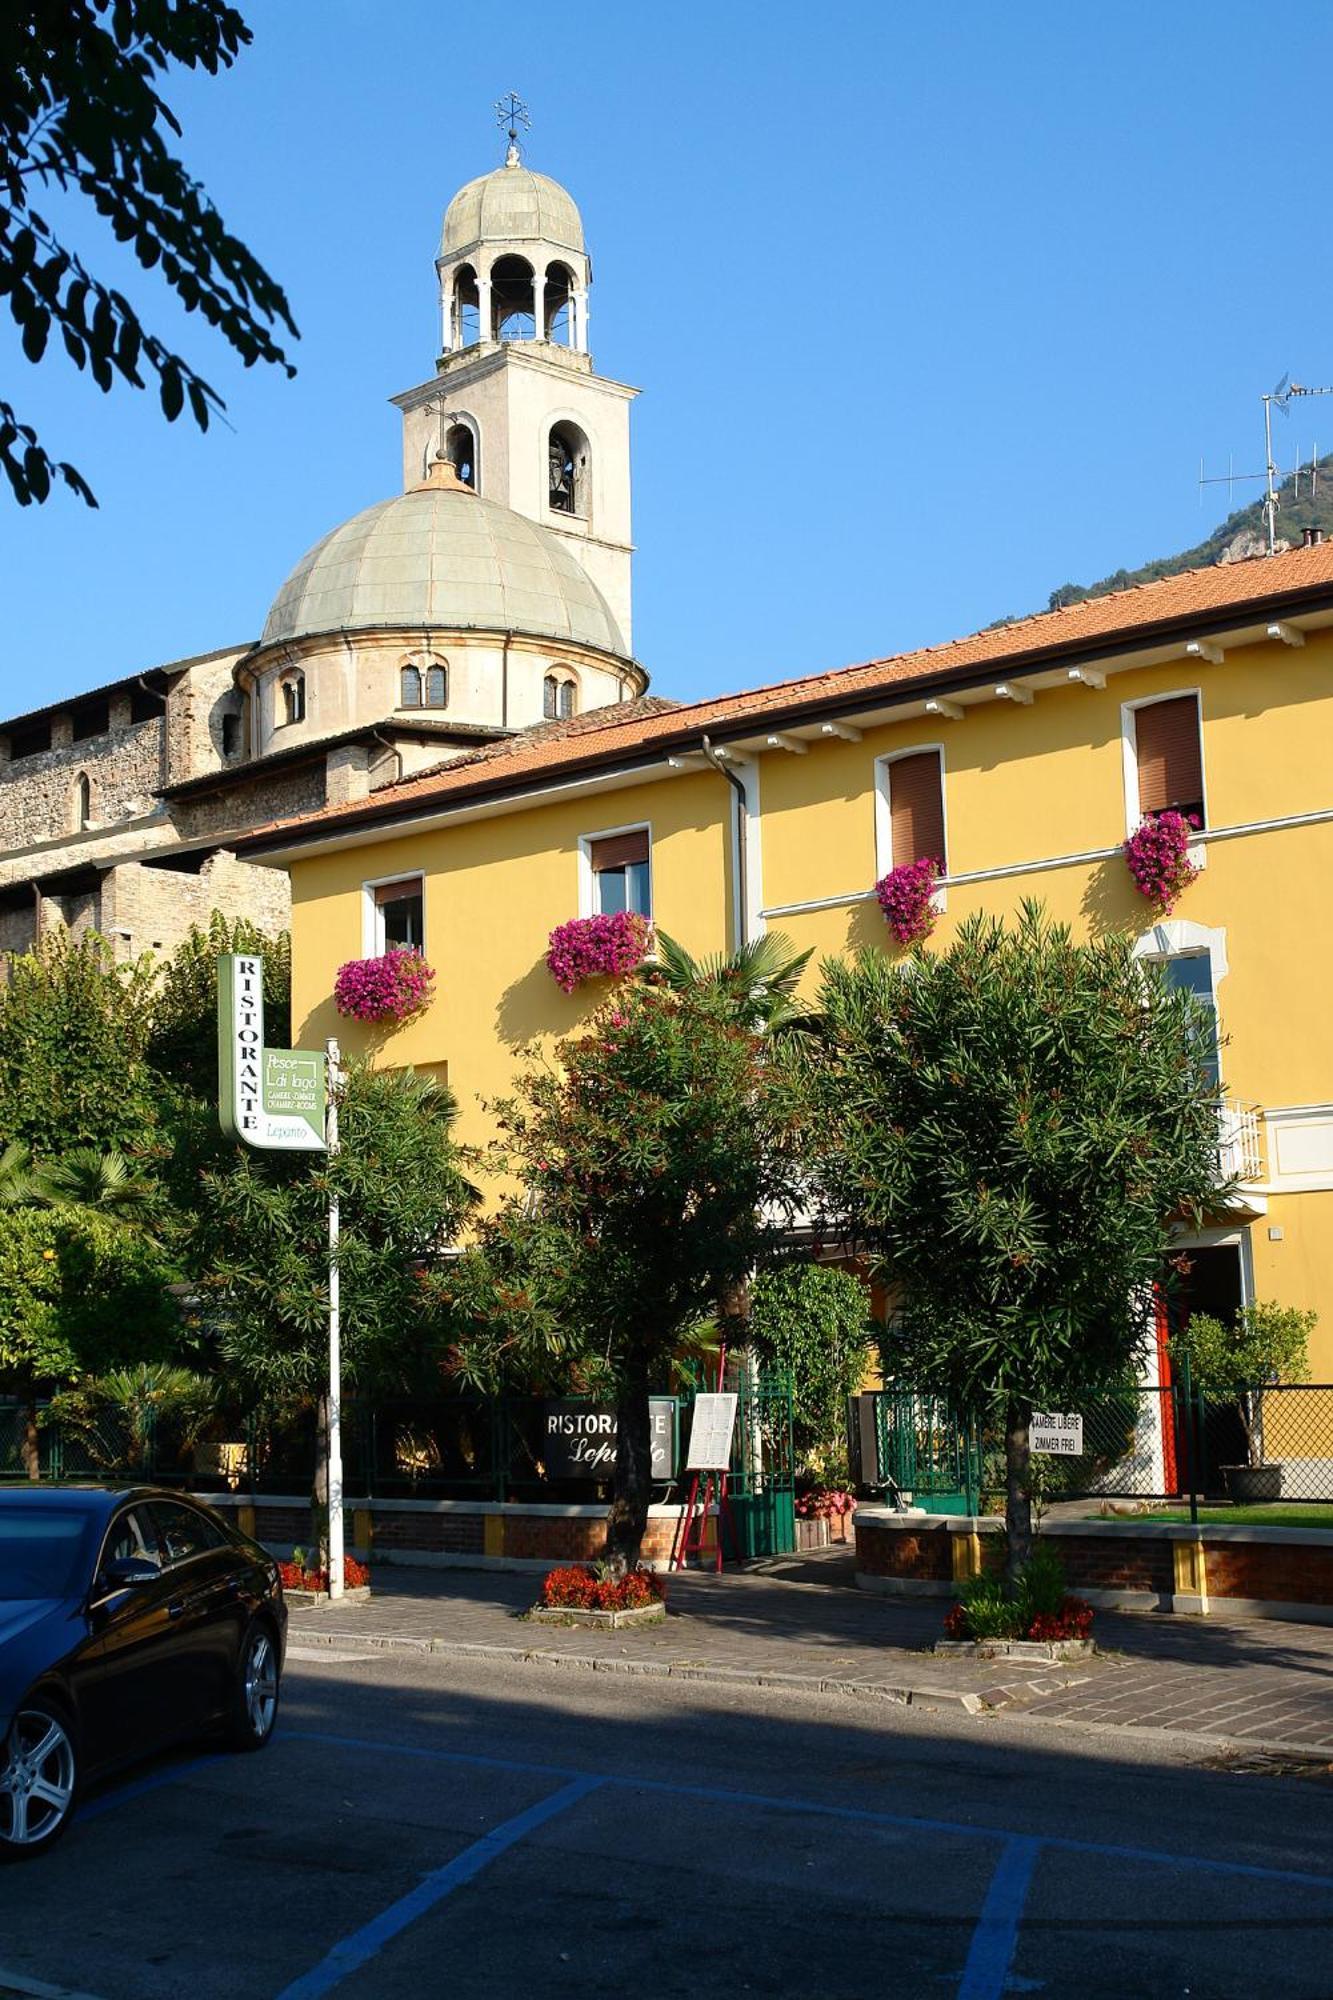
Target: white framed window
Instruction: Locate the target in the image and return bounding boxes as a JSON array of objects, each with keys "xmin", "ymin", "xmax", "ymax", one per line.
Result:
[
  {"xmin": 362, "ymin": 872, "xmax": 425, "ymax": 955},
  {"xmin": 873, "ymin": 745, "xmax": 947, "ymax": 879},
  {"xmin": 1134, "ymin": 920, "xmax": 1229, "ymax": 1091},
  {"xmin": 1121, "ymin": 690, "xmax": 1206, "ymax": 836},
  {"xmin": 578, "ymin": 824, "xmax": 651, "ymax": 920}
]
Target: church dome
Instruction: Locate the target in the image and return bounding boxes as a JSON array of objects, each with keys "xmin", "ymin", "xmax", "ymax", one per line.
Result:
[
  {"xmin": 261, "ymin": 470, "xmax": 626, "ymax": 658},
  {"xmin": 441, "ymin": 160, "xmax": 585, "ymax": 257}
]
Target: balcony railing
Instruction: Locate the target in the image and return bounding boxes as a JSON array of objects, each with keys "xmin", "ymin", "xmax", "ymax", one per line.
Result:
[{"xmin": 1218, "ymin": 1098, "xmax": 1264, "ymax": 1187}]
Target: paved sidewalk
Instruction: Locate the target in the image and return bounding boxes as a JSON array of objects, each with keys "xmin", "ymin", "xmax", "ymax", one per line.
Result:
[{"xmin": 286, "ymin": 1553, "xmax": 1333, "ymax": 1755}]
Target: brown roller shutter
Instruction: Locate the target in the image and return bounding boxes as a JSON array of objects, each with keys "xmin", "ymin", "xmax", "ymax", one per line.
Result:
[
  {"xmin": 590, "ymin": 829, "xmax": 649, "ymax": 871},
  {"xmin": 374, "ymin": 878, "xmax": 421, "ymax": 907},
  {"xmin": 1135, "ymin": 697, "xmax": 1203, "ymax": 818},
  {"xmin": 889, "ymin": 752, "xmax": 946, "ymax": 869}
]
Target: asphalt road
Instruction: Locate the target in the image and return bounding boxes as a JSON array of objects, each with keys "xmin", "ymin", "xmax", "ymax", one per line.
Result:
[{"xmin": 4, "ymin": 1645, "xmax": 1333, "ymax": 2000}]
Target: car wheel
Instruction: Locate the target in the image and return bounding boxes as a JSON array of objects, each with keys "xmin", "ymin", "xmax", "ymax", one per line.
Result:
[
  {"xmin": 229, "ymin": 1622, "xmax": 280, "ymax": 1751},
  {"xmin": 0, "ymin": 1700, "xmax": 79, "ymax": 1861}
]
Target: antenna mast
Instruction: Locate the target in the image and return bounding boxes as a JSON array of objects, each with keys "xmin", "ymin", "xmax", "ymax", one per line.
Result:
[{"xmin": 1200, "ymin": 376, "xmax": 1333, "ymax": 555}]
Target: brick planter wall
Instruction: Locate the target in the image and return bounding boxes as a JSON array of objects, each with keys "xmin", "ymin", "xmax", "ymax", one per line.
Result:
[
  {"xmin": 854, "ymin": 1507, "xmax": 1333, "ymax": 1626},
  {"xmin": 204, "ymin": 1495, "xmax": 687, "ymax": 1572}
]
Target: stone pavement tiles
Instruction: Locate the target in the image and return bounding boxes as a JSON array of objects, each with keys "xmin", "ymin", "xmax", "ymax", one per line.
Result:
[{"xmin": 289, "ymin": 1557, "xmax": 1333, "ymax": 1752}]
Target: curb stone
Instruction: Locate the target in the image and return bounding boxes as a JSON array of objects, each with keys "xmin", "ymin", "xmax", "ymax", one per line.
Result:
[{"xmin": 286, "ymin": 1624, "xmax": 986, "ymax": 1711}]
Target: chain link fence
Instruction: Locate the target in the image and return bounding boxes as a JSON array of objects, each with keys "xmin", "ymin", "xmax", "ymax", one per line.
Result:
[{"xmin": 851, "ymin": 1383, "xmax": 1333, "ymax": 1514}]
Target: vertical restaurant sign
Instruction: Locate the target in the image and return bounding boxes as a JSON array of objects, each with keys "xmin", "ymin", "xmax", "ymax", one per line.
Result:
[{"xmin": 218, "ymin": 954, "xmax": 326, "ymax": 1151}]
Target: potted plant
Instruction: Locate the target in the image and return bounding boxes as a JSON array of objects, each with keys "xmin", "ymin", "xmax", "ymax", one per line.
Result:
[
  {"xmin": 1122, "ymin": 810, "xmax": 1199, "ymax": 913},
  {"xmin": 1171, "ymin": 1300, "xmax": 1316, "ymax": 1501},
  {"xmin": 874, "ymin": 857, "xmax": 941, "ymax": 947},
  {"xmin": 545, "ymin": 911, "xmax": 651, "ymax": 993},
  {"xmin": 333, "ymin": 947, "xmax": 435, "ymax": 1025}
]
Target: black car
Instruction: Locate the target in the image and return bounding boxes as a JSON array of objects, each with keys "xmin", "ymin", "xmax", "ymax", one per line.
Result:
[{"xmin": 0, "ymin": 1485, "xmax": 286, "ymax": 1859}]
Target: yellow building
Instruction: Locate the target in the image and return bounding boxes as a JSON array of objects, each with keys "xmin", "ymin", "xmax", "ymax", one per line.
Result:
[
  {"xmin": 229, "ymin": 142, "xmax": 1333, "ymax": 1385},
  {"xmin": 242, "ymin": 535, "xmax": 1333, "ymax": 1378}
]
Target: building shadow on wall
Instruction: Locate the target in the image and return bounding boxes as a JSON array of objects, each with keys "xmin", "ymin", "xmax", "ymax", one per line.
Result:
[
  {"xmin": 1081, "ymin": 854, "xmax": 1147, "ymax": 938},
  {"xmin": 496, "ymin": 953, "xmax": 586, "ymax": 1052}
]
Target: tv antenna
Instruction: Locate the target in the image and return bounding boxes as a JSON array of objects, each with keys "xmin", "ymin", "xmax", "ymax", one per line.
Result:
[{"xmin": 1199, "ymin": 376, "xmax": 1333, "ymax": 555}]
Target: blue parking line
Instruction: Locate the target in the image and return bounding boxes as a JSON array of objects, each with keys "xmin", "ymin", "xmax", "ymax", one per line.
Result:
[
  {"xmin": 279, "ymin": 1730, "xmax": 1333, "ymax": 1890},
  {"xmin": 271, "ymin": 1776, "xmax": 602, "ymax": 2000},
  {"xmin": 956, "ymin": 1836, "xmax": 1040, "ymax": 2000},
  {"xmin": 77, "ymin": 1752, "xmax": 223, "ymax": 1822}
]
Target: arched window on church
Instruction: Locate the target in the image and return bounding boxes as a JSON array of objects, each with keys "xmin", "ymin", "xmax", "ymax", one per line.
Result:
[
  {"xmin": 548, "ymin": 422, "xmax": 589, "ymax": 518},
  {"xmin": 280, "ymin": 672, "xmax": 306, "ymax": 726},
  {"xmin": 544, "ymin": 671, "xmax": 577, "ymax": 722},
  {"xmin": 425, "ymin": 664, "xmax": 448, "ymax": 709},
  {"xmin": 400, "ymin": 664, "xmax": 422, "ymax": 708},
  {"xmin": 73, "ymin": 772, "xmax": 92, "ymax": 832},
  {"xmin": 444, "ymin": 423, "xmax": 476, "ymax": 489}
]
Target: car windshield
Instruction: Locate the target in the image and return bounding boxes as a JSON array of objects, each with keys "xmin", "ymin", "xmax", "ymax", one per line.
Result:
[{"xmin": 0, "ymin": 1511, "xmax": 89, "ymax": 1600}]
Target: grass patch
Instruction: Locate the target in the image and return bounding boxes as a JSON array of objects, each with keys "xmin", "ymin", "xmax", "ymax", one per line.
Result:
[{"xmin": 1092, "ymin": 1505, "xmax": 1333, "ymax": 1530}]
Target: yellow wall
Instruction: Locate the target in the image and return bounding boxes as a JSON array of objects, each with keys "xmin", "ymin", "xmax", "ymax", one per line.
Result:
[
  {"xmin": 286, "ymin": 627, "xmax": 1333, "ymax": 1373},
  {"xmin": 290, "ymin": 769, "xmax": 729, "ymax": 1155}
]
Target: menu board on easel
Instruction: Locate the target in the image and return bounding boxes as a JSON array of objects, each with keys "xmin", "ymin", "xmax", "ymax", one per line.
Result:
[{"xmin": 686, "ymin": 1392, "xmax": 738, "ymax": 1471}]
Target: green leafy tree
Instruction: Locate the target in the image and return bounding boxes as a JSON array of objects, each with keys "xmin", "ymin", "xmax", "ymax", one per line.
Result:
[
  {"xmin": 44, "ymin": 1361, "xmax": 215, "ymax": 1475},
  {"xmin": 748, "ymin": 1262, "xmax": 873, "ymax": 1474},
  {"xmin": 30, "ymin": 1144, "xmax": 161, "ymax": 1227},
  {"xmin": 193, "ymin": 1062, "xmax": 477, "ymax": 1400},
  {"xmin": 1172, "ymin": 1300, "xmax": 1315, "ymax": 1468},
  {"xmin": 792, "ymin": 903, "xmax": 1227, "ymax": 1582},
  {"xmin": 445, "ymin": 986, "xmax": 798, "ymax": 1569},
  {"xmin": 0, "ymin": 1204, "xmax": 178, "ymax": 1474},
  {"xmin": 0, "ymin": 931, "xmax": 160, "ymax": 1156},
  {"xmin": 1, "ymin": 0, "xmax": 297, "ymax": 508},
  {"xmin": 147, "ymin": 913, "xmax": 291, "ymax": 1102}
]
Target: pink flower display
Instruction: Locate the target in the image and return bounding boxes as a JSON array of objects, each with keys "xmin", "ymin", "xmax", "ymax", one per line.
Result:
[
  {"xmin": 545, "ymin": 911, "xmax": 650, "ymax": 994},
  {"xmin": 333, "ymin": 948, "xmax": 435, "ymax": 1024},
  {"xmin": 1122, "ymin": 811, "xmax": 1199, "ymax": 913},
  {"xmin": 874, "ymin": 857, "xmax": 941, "ymax": 947}
]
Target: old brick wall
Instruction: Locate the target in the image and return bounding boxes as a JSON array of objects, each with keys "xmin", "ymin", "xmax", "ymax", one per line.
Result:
[{"xmin": 0, "ymin": 715, "xmax": 164, "ymax": 860}]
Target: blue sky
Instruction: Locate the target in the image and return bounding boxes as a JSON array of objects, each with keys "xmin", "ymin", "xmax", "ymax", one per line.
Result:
[{"xmin": 3, "ymin": 0, "xmax": 1330, "ymax": 718}]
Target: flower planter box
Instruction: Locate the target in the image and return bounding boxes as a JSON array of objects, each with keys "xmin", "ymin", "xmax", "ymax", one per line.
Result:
[
  {"xmin": 528, "ymin": 1600, "xmax": 667, "ymax": 1631},
  {"xmin": 1223, "ymin": 1463, "xmax": 1284, "ymax": 1503},
  {"xmin": 283, "ymin": 1585, "xmax": 372, "ymax": 1610},
  {"xmin": 934, "ymin": 1637, "xmax": 1097, "ymax": 1663}
]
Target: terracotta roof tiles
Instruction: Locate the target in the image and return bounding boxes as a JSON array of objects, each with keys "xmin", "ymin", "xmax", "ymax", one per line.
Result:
[{"xmin": 237, "ymin": 540, "xmax": 1333, "ymax": 852}]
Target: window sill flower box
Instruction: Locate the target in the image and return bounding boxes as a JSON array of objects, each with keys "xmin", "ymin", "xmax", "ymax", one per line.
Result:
[
  {"xmin": 1123, "ymin": 811, "xmax": 1201, "ymax": 913},
  {"xmin": 874, "ymin": 858, "xmax": 943, "ymax": 947},
  {"xmin": 333, "ymin": 948, "xmax": 435, "ymax": 1024},
  {"xmin": 546, "ymin": 912, "xmax": 651, "ymax": 993}
]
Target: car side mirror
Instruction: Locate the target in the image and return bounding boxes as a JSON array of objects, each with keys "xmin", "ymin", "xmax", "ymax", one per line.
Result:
[{"xmin": 99, "ymin": 1555, "xmax": 159, "ymax": 1592}]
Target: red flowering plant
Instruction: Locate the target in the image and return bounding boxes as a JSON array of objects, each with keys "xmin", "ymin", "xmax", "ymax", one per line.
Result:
[
  {"xmin": 280, "ymin": 1552, "xmax": 370, "ymax": 1592},
  {"xmin": 874, "ymin": 857, "xmax": 941, "ymax": 947},
  {"xmin": 334, "ymin": 948, "xmax": 435, "ymax": 1025},
  {"xmin": 794, "ymin": 1488, "xmax": 857, "ymax": 1521},
  {"xmin": 545, "ymin": 911, "xmax": 651, "ymax": 994},
  {"xmin": 942, "ymin": 1543, "xmax": 1093, "ymax": 1643},
  {"xmin": 541, "ymin": 1563, "xmax": 664, "ymax": 1612},
  {"xmin": 1122, "ymin": 810, "xmax": 1199, "ymax": 913}
]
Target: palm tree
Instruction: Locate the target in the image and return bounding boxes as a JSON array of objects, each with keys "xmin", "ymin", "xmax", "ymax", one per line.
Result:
[
  {"xmin": 0, "ymin": 1140, "xmax": 40, "ymax": 1206},
  {"xmin": 646, "ymin": 930, "xmax": 814, "ymax": 1034},
  {"xmin": 31, "ymin": 1147, "xmax": 160, "ymax": 1230}
]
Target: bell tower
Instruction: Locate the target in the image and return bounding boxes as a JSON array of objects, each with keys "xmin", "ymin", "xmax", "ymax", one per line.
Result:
[{"xmin": 392, "ymin": 101, "xmax": 638, "ymax": 650}]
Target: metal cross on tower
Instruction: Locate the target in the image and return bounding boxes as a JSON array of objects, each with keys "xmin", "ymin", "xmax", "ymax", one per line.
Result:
[{"xmin": 495, "ymin": 91, "xmax": 530, "ymax": 162}]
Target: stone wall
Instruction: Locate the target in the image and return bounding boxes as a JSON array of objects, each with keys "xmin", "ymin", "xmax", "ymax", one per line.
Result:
[
  {"xmin": 0, "ymin": 711, "xmax": 164, "ymax": 859},
  {"xmin": 172, "ymin": 762, "xmax": 326, "ymax": 839},
  {"xmin": 204, "ymin": 1495, "xmax": 685, "ymax": 1571}
]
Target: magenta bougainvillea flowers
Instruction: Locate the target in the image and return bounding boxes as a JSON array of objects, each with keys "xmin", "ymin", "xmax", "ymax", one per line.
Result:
[
  {"xmin": 333, "ymin": 948, "xmax": 435, "ymax": 1024},
  {"xmin": 874, "ymin": 857, "xmax": 941, "ymax": 947},
  {"xmin": 1123, "ymin": 811, "xmax": 1199, "ymax": 913},
  {"xmin": 545, "ymin": 911, "xmax": 651, "ymax": 994}
]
